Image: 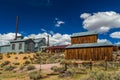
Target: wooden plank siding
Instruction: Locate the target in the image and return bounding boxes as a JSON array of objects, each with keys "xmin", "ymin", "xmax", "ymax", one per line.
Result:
[
  {"xmin": 71, "ymin": 34, "xmax": 97, "ymax": 44},
  {"xmin": 65, "ymin": 46, "xmax": 113, "ymax": 61}
]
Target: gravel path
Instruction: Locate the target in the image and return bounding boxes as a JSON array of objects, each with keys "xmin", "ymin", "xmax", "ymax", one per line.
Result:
[{"xmin": 34, "ymin": 63, "xmax": 60, "ymax": 70}]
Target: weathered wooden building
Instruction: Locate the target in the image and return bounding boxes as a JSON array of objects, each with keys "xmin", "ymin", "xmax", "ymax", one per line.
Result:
[
  {"xmin": 0, "ymin": 36, "xmax": 46, "ymax": 53},
  {"xmin": 33, "ymin": 38, "xmax": 46, "ymax": 52},
  {"xmin": 71, "ymin": 31, "xmax": 98, "ymax": 44},
  {"xmin": 66, "ymin": 31, "xmax": 113, "ymax": 61}
]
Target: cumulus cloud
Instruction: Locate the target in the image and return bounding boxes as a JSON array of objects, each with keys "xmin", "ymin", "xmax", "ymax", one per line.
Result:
[
  {"xmin": 80, "ymin": 11, "xmax": 120, "ymax": 33},
  {"xmin": 97, "ymin": 39, "xmax": 112, "ymax": 44},
  {"xmin": 26, "ymin": 32, "xmax": 71, "ymax": 46},
  {"xmin": 80, "ymin": 13, "xmax": 91, "ymax": 19},
  {"xmin": 0, "ymin": 33, "xmax": 21, "ymax": 46},
  {"xmin": 50, "ymin": 33, "xmax": 70, "ymax": 45},
  {"xmin": 0, "ymin": 32, "xmax": 71, "ymax": 46},
  {"xmin": 110, "ymin": 32, "xmax": 120, "ymax": 38}
]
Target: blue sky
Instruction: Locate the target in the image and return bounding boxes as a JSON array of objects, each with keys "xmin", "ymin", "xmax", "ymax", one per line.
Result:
[{"xmin": 0, "ymin": 0, "xmax": 120, "ymax": 45}]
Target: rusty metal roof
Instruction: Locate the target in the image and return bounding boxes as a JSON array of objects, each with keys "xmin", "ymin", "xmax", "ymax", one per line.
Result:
[{"xmin": 66, "ymin": 42, "xmax": 113, "ymax": 48}]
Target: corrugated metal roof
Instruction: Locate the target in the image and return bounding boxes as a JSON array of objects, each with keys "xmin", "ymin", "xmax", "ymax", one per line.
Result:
[
  {"xmin": 48, "ymin": 45, "xmax": 68, "ymax": 49},
  {"xmin": 71, "ymin": 31, "xmax": 97, "ymax": 37},
  {"xmin": 33, "ymin": 38, "xmax": 44, "ymax": 43},
  {"xmin": 66, "ymin": 42, "xmax": 113, "ymax": 48},
  {"xmin": 10, "ymin": 39, "xmax": 28, "ymax": 43},
  {"xmin": 0, "ymin": 44, "xmax": 10, "ymax": 47}
]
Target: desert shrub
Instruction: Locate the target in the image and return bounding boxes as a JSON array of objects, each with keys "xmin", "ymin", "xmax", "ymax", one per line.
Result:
[
  {"xmin": 94, "ymin": 61, "xmax": 105, "ymax": 67},
  {"xmin": 23, "ymin": 56, "xmax": 28, "ymax": 59},
  {"xmin": 5, "ymin": 65, "xmax": 16, "ymax": 71},
  {"xmin": 12, "ymin": 52, "xmax": 17, "ymax": 55},
  {"xmin": 6, "ymin": 54, "xmax": 11, "ymax": 58},
  {"xmin": 111, "ymin": 72, "xmax": 120, "ymax": 80},
  {"xmin": 0, "ymin": 54, "xmax": 3, "ymax": 59},
  {"xmin": 19, "ymin": 66, "xmax": 25, "ymax": 70},
  {"xmin": 0, "ymin": 61, "xmax": 10, "ymax": 67},
  {"xmin": 7, "ymin": 52, "xmax": 11, "ymax": 54},
  {"xmin": 19, "ymin": 52, "xmax": 23, "ymax": 54},
  {"xmin": 28, "ymin": 56, "xmax": 31, "ymax": 58},
  {"xmin": 13, "ymin": 62, "xmax": 20, "ymax": 65},
  {"xmin": 0, "ymin": 71, "xmax": 2, "ymax": 74},
  {"xmin": 51, "ymin": 66, "xmax": 58, "ymax": 72},
  {"xmin": 58, "ymin": 69, "xmax": 75, "ymax": 78},
  {"xmin": 82, "ymin": 62, "xmax": 90, "ymax": 69},
  {"xmin": 42, "ymin": 61, "xmax": 46, "ymax": 64},
  {"xmin": 81, "ymin": 70, "xmax": 110, "ymax": 80},
  {"xmin": 47, "ymin": 58, "xmax": 55, "ymax": 63},
  {"xmin": 34, "ymin": 59, "xmax": 40, "ymax": 64},
  {"xmin": 51, "ymin": 66, "xmax": 65, "ymax": 73},
  {"xmin": 24, "ymin": 60, "xmax": 31, "ymax": 65},
  {"xmin": 81, "ymin": 70, "xmax": 120, "ymax": 80},
  {"xmin": 60, "ymin": 59, "xmax": 65, "ymax": 65},
  {"xmin": 27, "ymin": 65, "xmax": 35, "ymax": 70},
  {"xmin": 14, "ymin": 57, "xmax": 18, "ymax": 59},
  {"xmin": 30, "ymin": 58, "xmax": 34, "ymax": 64},
  {"xmin": 29, "ymin": 71, "xmax": 42, "ymax": 80}
]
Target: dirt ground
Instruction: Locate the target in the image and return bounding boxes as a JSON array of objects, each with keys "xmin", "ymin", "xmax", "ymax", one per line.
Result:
[{"xmin": 1, "ymin": 63, "xmax": 61, "ymax": 80}]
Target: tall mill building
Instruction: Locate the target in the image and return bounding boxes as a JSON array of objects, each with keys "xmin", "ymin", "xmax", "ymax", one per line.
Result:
[
  {"xmin": 0, "ymin": 36, "xmax": 46, "ymax": 53},
  {"xmin": 0, "ymin": 16, "xmax": 46, "ymax": 53}
]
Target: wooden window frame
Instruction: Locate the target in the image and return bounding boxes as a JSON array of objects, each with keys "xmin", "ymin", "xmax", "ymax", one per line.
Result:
[
  {"xmin": 19, "ymin": 43, "xmax": 22, "ymax": 50},
  {"xmin": 12, "ymin": 44, "xmax": 15, "ymax": 50}
]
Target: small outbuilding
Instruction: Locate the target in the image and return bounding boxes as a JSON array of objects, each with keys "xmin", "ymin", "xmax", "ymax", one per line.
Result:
[
  {"xmin": 66, "ymin": 42, "xmax": 113, "ymax": 61},
  {"xmin": 65, "ymin": 31, "xmax": 113, "ymax": 61}
]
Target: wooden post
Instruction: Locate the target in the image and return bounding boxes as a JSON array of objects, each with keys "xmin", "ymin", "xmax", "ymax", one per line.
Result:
[
  {"xmin": 105, "ymin": 56, "xmax": 107, "ymax": 71},
  {"xmin": 90, "ymin": 59, "xmax": 92, "ymax": 70}
]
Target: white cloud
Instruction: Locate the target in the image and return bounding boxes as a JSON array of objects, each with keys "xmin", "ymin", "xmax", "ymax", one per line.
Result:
[
  {"xmin": 25, "ymin": 32, "xmax": 71, "ymax": 46},
  {"xmin": 115, "ymin": 42, "xmax": 120, "ymax": 46},
  {"xmin": 55, "ymin": 21, "xmax": 65, "ymax": 27},
  {"xmin": 25, "ymin": 32, "xmax": 48, "ymax": 39},
  {"xmin": 110, "ymin": 32, "xmax": 120, "ymax": 38},
  {"xmin": 0, "ymin": 32, "xmax": 71, "ymax": 46},
  {"xmin": 41, "ymin": 28, "xmax": 46, "ymax": 32},
  {"xmin": 49, "ymin": 31, "xmax": 54, "ymax": 35},
  {"xmin": 0, "ymin": 33, "xmax": 21, "ymax": 46},
  {"xmin": 97, "ymin": 39, "xmax": 112, "ymax": 44},
  {"xmin": 80, "ymin": 13, "xmax": 91, "ymax": 19},
  {"xmin": 49, "ymin": 33, "xmax": 71, "ymax": 45},
  {"xmin": 80, "ymin": 11, "xmax": 120, "ymax": 33},
  {"xmin": 54, "ymin": 17, "xmax": 65, "ymax": 28}
]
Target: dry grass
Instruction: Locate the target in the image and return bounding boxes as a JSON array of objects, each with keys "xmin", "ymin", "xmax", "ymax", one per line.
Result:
[
  {"xmin": 0, "ymin": 52, "xmax": 120, "ymax": 80},
  {"xmin": 1, "ymin": 53, "xmax": 34, "ymax": 65}
]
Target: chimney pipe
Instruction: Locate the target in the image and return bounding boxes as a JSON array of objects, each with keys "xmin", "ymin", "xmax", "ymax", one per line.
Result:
[
  {"xmin": 15, "ymin": 16, "xmax": 18, "ymax": 40},
  {"xmin": 47, "ymin": 35, "xmax": 49, "ymax": 47}
]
